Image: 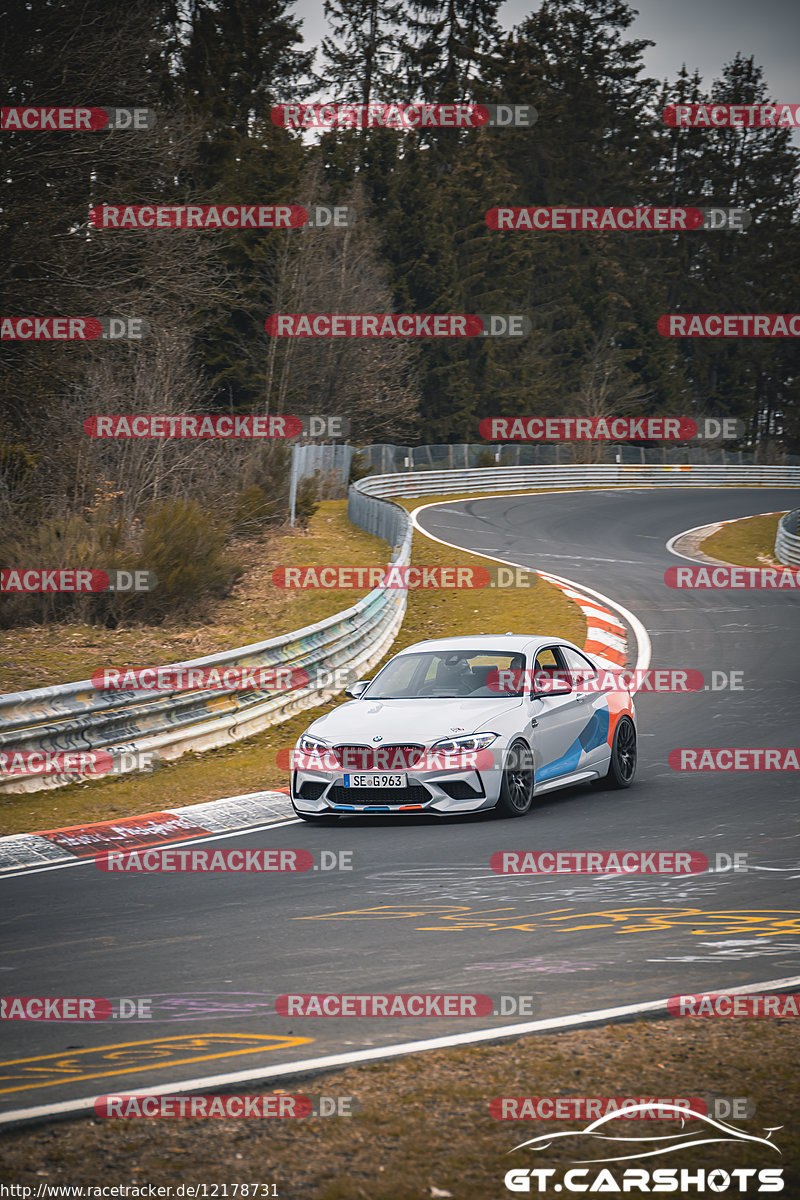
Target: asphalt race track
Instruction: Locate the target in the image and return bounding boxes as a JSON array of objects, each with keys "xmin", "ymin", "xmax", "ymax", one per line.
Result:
[{"xmin": 2, "ymin": 486, "xmax": 799, "ymax": 1117}]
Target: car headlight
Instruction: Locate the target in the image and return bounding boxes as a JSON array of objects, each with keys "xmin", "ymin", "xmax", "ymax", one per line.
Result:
[
  {"xmin": 298, "ymin": 734, "xmax": 330, "ymax": 753},
  {"xmin": 431, "ymin": 732, "xmax": 498, "ymax": 753}
]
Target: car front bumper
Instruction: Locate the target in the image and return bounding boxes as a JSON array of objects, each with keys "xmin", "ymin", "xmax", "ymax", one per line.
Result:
[{"xmin": 290, "ymin": 764, "xmax": 503, "ymax": 815}]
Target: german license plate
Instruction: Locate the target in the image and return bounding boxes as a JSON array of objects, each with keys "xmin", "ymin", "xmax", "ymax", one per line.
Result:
[{"xmin": 343, "ymin": 773, "xmax": 407, "ymax": 788}]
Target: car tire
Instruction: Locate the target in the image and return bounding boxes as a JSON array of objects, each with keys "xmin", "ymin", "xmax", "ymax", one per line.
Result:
[
  {"xmin": 595, "ymin": 716, "xmax": 637, "ymax": 789},
  {"xmin": 494, "ymin": 740, "xmax": 535, "ymax": 818}
]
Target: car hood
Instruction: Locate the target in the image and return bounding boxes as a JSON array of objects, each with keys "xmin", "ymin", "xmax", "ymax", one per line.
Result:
[{"xmin": 305, "ymin": 697, "xmax": 523, "ymax": 745}]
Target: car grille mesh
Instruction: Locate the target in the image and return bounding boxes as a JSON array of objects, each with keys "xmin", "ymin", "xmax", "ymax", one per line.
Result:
[
  {"xmin": 327, "ymin": 784, "xmax": 430, "ymax": 806},
  {"xmin": 332, "ymin": 743, "xmax": 426, "ymax": 769},
  {"xmin": 438, "ymin": 780, "xmax": 484, "ymax": 800},
  {"xmin": 297, "ymin": 780, "xmax": 327, "ymax": 800}
]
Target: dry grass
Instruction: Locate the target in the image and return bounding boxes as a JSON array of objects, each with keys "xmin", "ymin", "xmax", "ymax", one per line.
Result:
[{"xmin": 700, "ymin": 513, "xmax": 785, "ymax": 568}]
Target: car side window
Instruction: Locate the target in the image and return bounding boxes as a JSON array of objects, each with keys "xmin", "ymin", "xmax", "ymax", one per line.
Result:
[
  {"xmin": 531, "ymin": 646, "xmax": 569, "ymax": 695},
  {"xmin": 560, "ymin": 646, "xmax": 598, "ymax": 686},
  {"xmin": 534, "ymin": 647, "xmax": 559, "ymax": 670}
]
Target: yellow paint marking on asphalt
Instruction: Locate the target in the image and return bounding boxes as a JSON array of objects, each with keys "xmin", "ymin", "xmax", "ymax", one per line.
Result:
[
  {"xmin": 295, "ymin": 905, "xmax": 800, "ymax": 938},
  {"xmin": 0, "ymin": 1033, "xmax": 313, "ymax": 1094}
]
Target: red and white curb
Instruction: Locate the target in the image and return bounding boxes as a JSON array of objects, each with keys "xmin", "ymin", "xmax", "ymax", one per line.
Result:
[
  {"xmin": 536, "ymin": 571, "xmax": 627, "ymax": 668},
  {"xmin": 0, "ymin": 790, "xmax": 298, "ymax": 877},
  {"xmin": 408, "ymin": 498, "xmax": 647, "ymax": 676}
]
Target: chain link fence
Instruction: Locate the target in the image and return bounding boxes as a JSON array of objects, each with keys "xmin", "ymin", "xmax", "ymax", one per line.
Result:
[{"xmin": 355, "ymin": 443, "xmax": 799, "ymax": 473}]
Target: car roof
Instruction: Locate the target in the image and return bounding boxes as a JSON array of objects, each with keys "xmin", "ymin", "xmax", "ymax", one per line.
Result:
[{"xmin": 391, "ymin": 634, "xmax": 580, "ymax": 656}]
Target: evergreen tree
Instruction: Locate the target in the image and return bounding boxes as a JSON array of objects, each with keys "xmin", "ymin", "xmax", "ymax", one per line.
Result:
[{"xmin": 319, "ymin": 0, "xmax": 401, "ymax": 106}]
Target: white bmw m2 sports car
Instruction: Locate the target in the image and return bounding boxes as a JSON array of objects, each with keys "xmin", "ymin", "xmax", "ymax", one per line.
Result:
[{"xmin": 290, "ymin": 635, "xmax": 637, "ymax": 820}]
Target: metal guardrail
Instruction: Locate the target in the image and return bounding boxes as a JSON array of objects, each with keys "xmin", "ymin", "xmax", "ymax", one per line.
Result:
[
  {"xmin": 775, "ymin": 509, "xmax": 800, "ymax": 567},
  {"xmin": 354, "ymin": 463, "xmax": 800, "ymax": 500},
  {"xmin": 0, "ymin": 518, "xmax": 413, "ymax": 795}
]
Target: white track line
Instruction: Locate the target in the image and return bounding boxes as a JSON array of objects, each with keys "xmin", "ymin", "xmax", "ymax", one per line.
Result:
[
  {"xmin": 410, "ymin": 497, "xmax": 652, "ymax": 679},
  {"xmin": 2, "ymin": 975, "xmax": 798, "ymax": 1128},
  {"xmin": 0, "ymin": 818, "xmax": 302, "ymax": 881}
]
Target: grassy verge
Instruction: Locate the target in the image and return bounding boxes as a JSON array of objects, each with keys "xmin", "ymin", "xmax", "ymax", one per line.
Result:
[
  {"xmin": 0, "ymin": 498, "xmax": 583, "ymax": 835},
  {"xmin": 700, "ymin": 512, "xmax": 785, "ymax": 568},
  {"xmin": 1, "ymin": 1019, "xmax": 797, "ymax": 1195},
  {"xmin": 0, "ymin": 502, "xmax": 388, "ymax": 696}
]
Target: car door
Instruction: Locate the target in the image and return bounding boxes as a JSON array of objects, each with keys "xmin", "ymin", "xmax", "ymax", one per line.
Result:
[
  {"xmin": 559, "ymin": 645, "xmax": 613, "ymax": 769},
  {"xmin": 529, "ymin": 645, "xmax": 596, "ymax": 784}
]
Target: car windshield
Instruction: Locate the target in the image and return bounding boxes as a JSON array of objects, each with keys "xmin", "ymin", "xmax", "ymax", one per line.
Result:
[{"xmin": 365, "ymin": 650, "xmax": 528, "ymax": 699}]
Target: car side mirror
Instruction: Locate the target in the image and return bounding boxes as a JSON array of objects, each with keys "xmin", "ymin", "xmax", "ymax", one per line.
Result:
[
  {"xmin": 344, "ymin": 680, "xmax": 370, "ymax": 699},
  {"xmin": 531, "ymin": 670, "xmax": 573, "ymax": 698}
]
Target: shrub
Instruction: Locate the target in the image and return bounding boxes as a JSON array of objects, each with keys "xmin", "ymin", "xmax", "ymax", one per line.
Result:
[{"xmin": 138, "ymin": 498, "xmax": 243, "ymax": 619}]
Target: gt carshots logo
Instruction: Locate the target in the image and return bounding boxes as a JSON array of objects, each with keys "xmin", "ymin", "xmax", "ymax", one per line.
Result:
[
  {"xmin": 502, "ymin": 1103, "xmax": 784, "ymax": 1192},
  {"xmin": 504, "ymin": 1168, "xmax": 785, "ymax": 1192}
]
